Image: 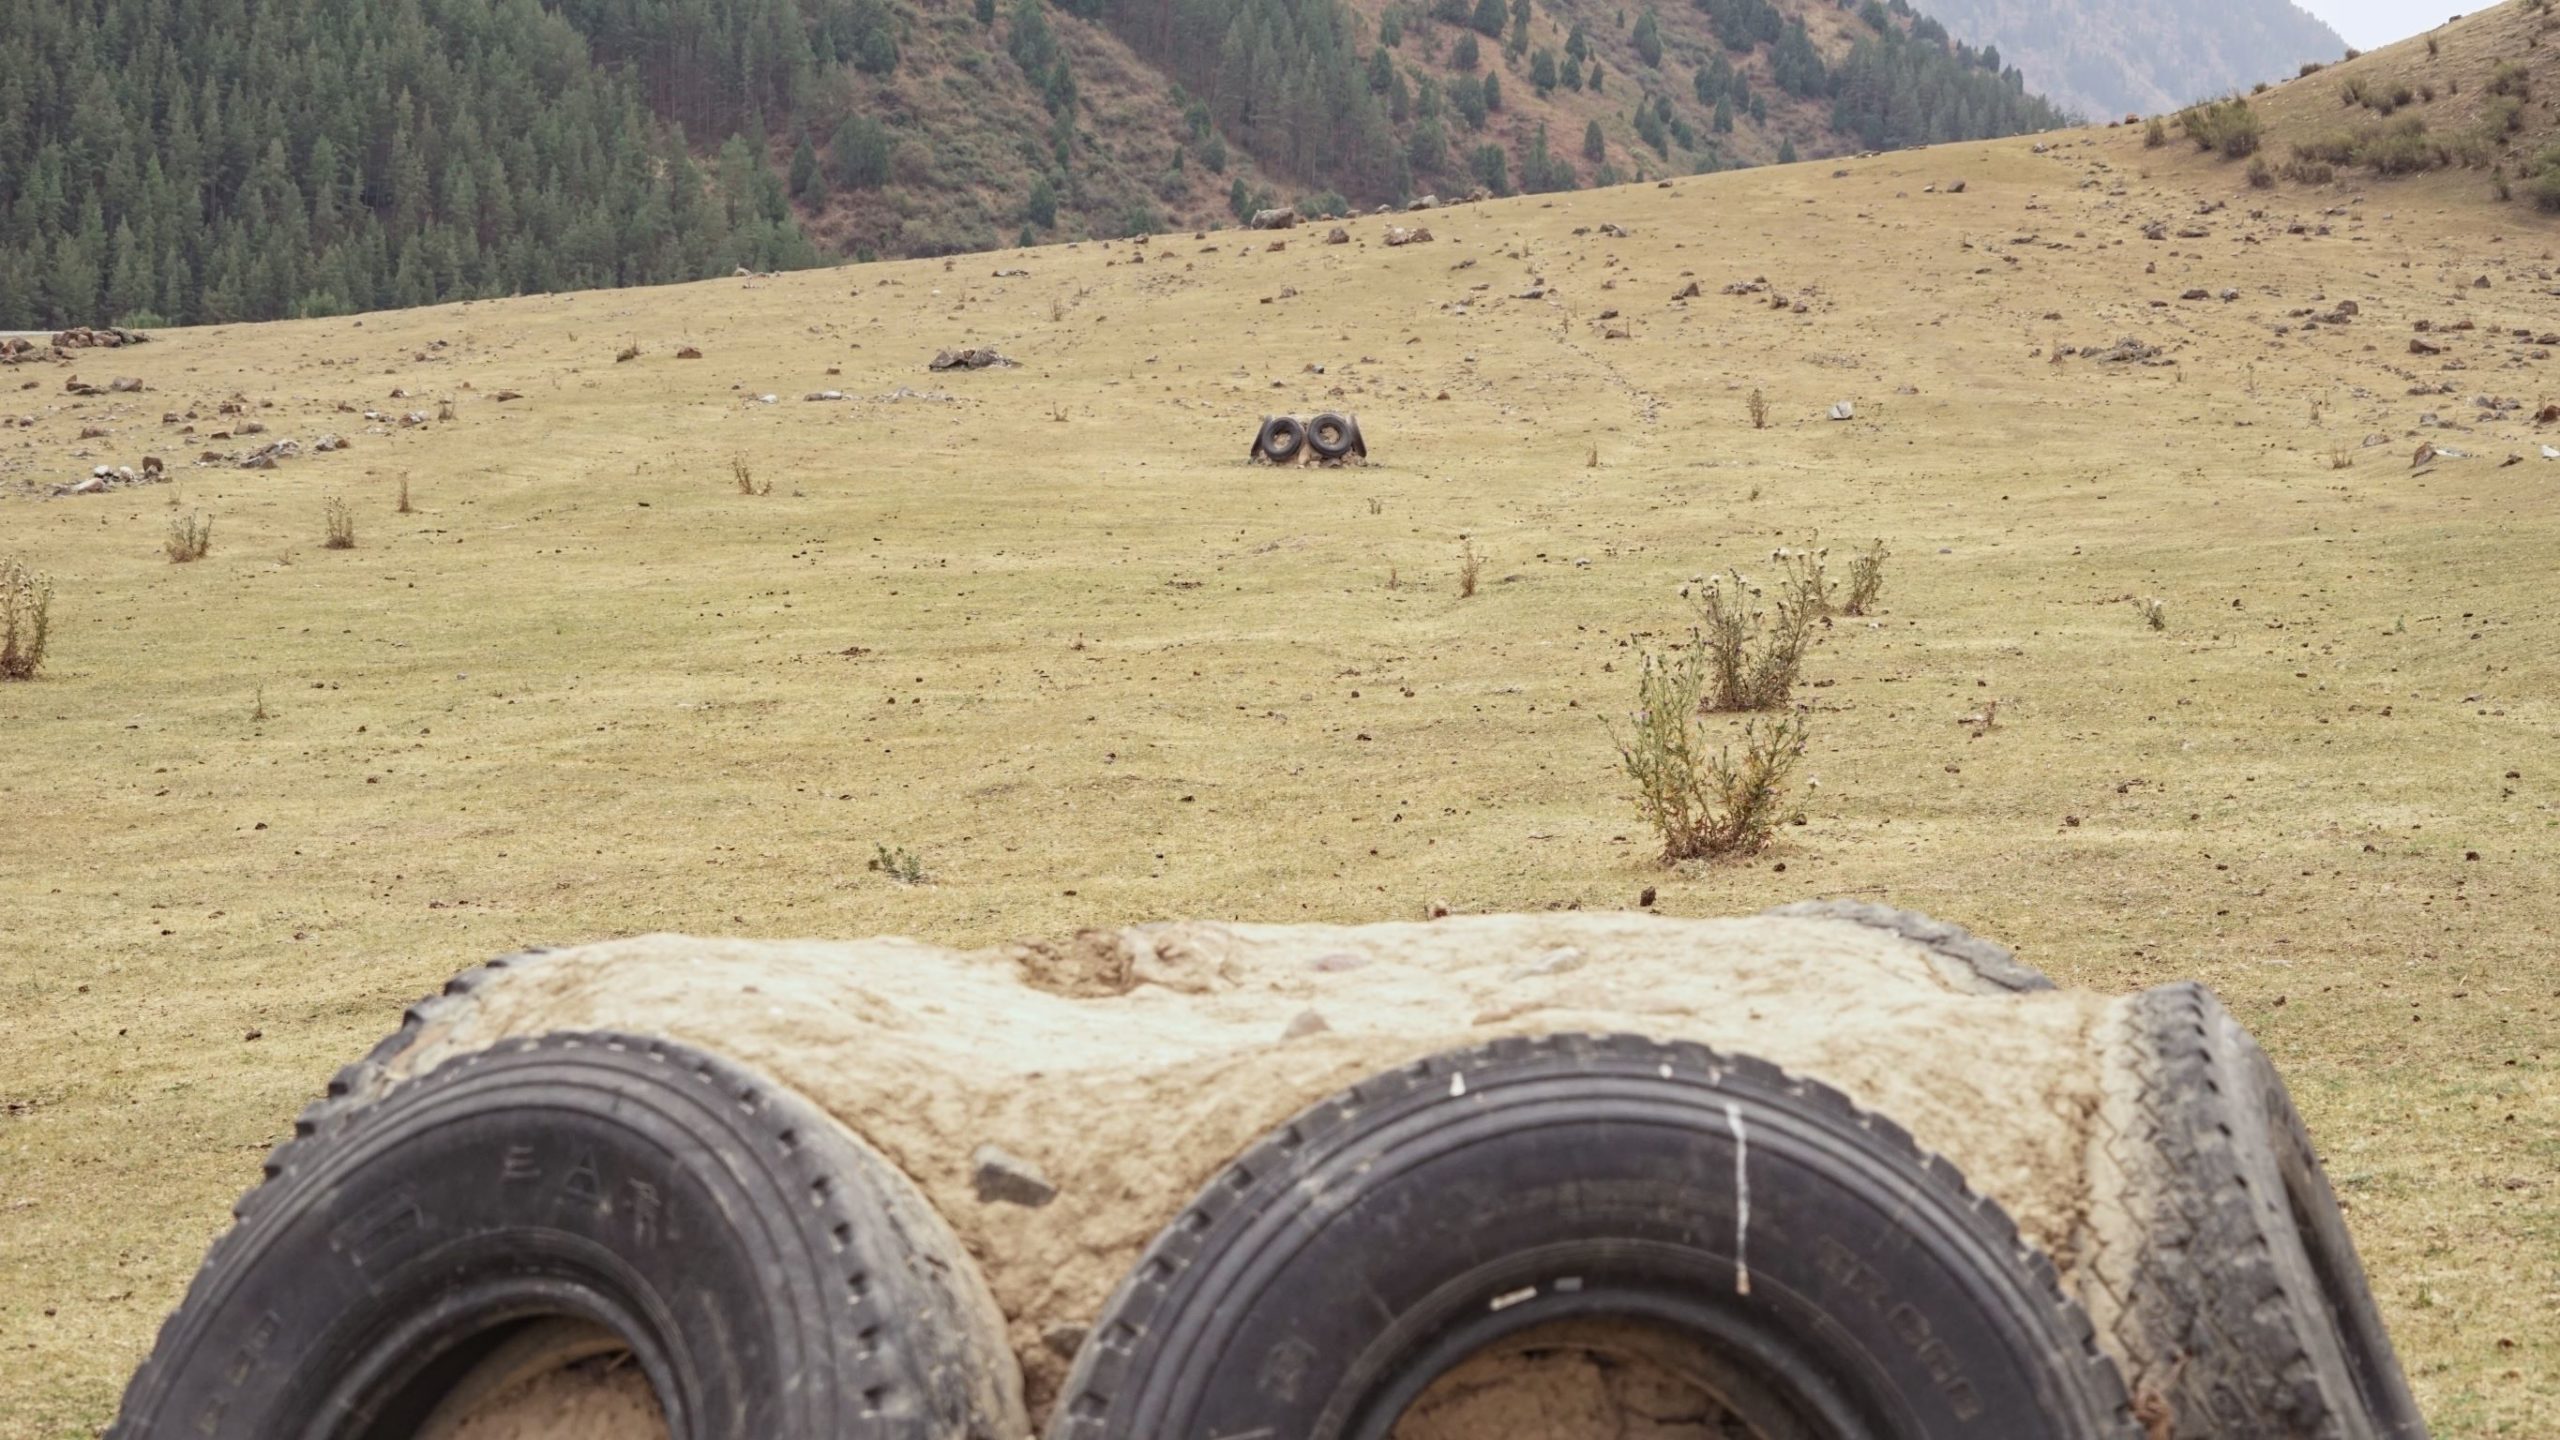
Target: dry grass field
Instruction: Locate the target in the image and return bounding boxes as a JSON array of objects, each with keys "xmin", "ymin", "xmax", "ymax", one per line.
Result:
[{"xmin": 3, "ymin": 27, "xmax": 2557, "ymax": 1435}]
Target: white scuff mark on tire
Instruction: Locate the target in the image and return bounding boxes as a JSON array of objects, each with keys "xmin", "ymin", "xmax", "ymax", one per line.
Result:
[
  {"xmin": 1726, "ymin": 1101, "xmax": 1752, "ymax": 1296},
  {"xmin": 1488, "ymin": 1285, "xmax": 1537, "ymax": 1311},
  {"xmin": 1449, "ymin": 1071, "xmax": 1466, "ymax": 1098}
]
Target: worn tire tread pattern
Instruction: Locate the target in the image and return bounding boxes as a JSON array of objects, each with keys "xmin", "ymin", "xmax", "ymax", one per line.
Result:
[
  {"xmin": 2077, "ymin": 983, "xmax": 2415, "ymax": 1440},
  {"xmin": 1764, "ymin": 899, "xmax": 2055, "ymax": 994}
]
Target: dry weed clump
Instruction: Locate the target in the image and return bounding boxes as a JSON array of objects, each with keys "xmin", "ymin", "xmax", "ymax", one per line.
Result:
[
  {"xmin": 1842, "ymin": 539, "xmax": 1889, "ymax": 615},
  {"xmin": 1458, "ymin": 537, "xmax": 1481, "ymax": 598},
  {"xmin": 1687, "ymin": 568, "xmax": 1813, "ymax": 711},
  {"xmin": 395, "ymin": 475, "xmax": 414, "ymax": 513},
  {"xmin": 2134, "ymin": 596, "xmax": 2168, "ymax": 630},
  {"xmin": 323, "ymin": 497, "xmax": 356, "ymax": 549},
  {"xmin": 731, "ymin": 456, "xmax": 770, "ymax": 496},
  {"xmin": 1746, "ymin": 387, "xmax": 1769, "ymax": 430},
  {"xmin": 166, "ymin": 512, "xmax": 213, "ymax": 563},
  {"xmin": 1, "ymin": 555, "xmax": 54, "ymax": 680},
  {"xmin": 1611, "ymin": 646, "xmax": 1807, "ymax": 861},
  {"xmin": 2328, "ymin": 448, "xmax": 2355, "ymax": 470}
]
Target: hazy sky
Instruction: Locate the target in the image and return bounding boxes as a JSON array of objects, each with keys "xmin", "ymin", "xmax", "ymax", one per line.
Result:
[{"xmin": 2292, "ymin": 0, "xmax": 2467, "ymax": 48}]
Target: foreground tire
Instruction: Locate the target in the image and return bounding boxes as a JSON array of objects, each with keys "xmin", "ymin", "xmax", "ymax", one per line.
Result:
[
  {"xmin": 2083, "ymin": 984, "xmax": 2426, "ymax": 1440},
  {"xmin": 1254, "ymin": 414, "xmax": 1306, "ymax": 463},
  {"xmin": 1306, "ymin": 412, "xmax": 1358, "ymax": 461},
  {"xmin": 110, "ymin": 1032, "xmax": 1024, "ymax": 1440},
  {"xmin": 1762, "ymin": 899, "xmax": 2055, "ymax": 995},
  {"xmin": 1053, "ymin": 1033, "xmax": 2135, "ymax": 1440}
]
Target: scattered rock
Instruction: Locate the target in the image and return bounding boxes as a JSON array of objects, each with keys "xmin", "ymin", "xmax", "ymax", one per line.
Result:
[
  {"xmin": 1325, "ymin": 226, "xmax": 1350, "ymax": 245},
  {"xmin": 971, "ymin": 1144, "xmax": 1057, "ymax": 1208},
  {"xmin": 2410, "ymin": 338, "xmax": 2444, "ymax": 356},
  {"xmin": 928, "ymin": 347, "xmax": 1017, "ymax": 372},
  {"xmin": 2086, "ymin": 336, "xmax": 2162, "ymax": 364},
  {"xmin": 1384, "ymin": 225, "xmax": 1434, "ymax": 247},
  {"xmin": 2181, "ymin": 288, "xmax": 2211, "ymax": 301},
  {"xmin": 1409, "ymin": 195, "xmax": 1439, "ymax": 211},
  {"xmin": 491, "ymin": 389, "xmax": 523, "ymax": 402},
  {"xmin": 1598, "ymin": 222, "xmax": 1631, "ymax": 238},
  {"xmin": 314, "ymin": 434, "xmax": 348, "ymax": 452},
  {"xmin": 804, "ymin": 390, "xmax": 846, "ymax": 401},
  {"xmin": 1828, "ymin": 400, "xmax": 1856, "ymax": 421},
  {"xmin": 675, "ymin": 346, "xmax": 703, "ymax": 359},
  {"xmin": 1249, "ymin": 206, "xmax": 1299, "ymax": 230},
  {"xmin": 1673, "ymin": 280, "xmax": 1701, "ymax": 299},
  {"xmin": 1281, "ymin": 1010, "xmax": 1331, "ymax": 1041},
  {"xmin": 1946, "ymin": 179, "xmax": 1967, "ymax": 194}
]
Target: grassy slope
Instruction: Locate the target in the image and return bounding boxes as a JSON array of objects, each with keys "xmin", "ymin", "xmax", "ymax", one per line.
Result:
[
  {"xmin": 2227, "ymin": 0, "xmax": 2560, "ymax": 201},
  {"xmin": 2, "ymin": 37, "xmax": 2557, "ymax": 1439}
]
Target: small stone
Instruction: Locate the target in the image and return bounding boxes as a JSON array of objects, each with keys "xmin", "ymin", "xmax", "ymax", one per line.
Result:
[
  {"xmin": 1281, "ymin": 1010, "xmax": 1331, "ymax": 1041},
  {"xmin": 971, "ymin": 1144, "xmax": 1056, "ymax": 1208},
  {"xmin": 1042, "ymin": 1325, "xmax": 1088, "ymax": 1360},
  {"xmin": 1828, "ymin": 400, "xmax": 1855, "ymax": 421}
]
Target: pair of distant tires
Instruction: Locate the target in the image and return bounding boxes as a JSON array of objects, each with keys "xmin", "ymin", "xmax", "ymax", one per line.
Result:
[
  {"xmin": 110, "ymin": 910, "xmax": 2425, "ymax": 1440},
  {"xmin": 1252, "ymin": 411, "xmax": 1364, "ymax": 463}
]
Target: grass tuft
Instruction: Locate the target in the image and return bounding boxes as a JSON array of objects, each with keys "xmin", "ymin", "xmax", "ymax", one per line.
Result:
[
  {"xmin": 0, "ymin": 555, "xmax": 54, "ymax": 680},
  {"xmin": 1611, "ymin": 646, "xmax": 1807, "ymax": 862},
  {"xmin": 323, "ymin": 497, "xmax": 356, "ymax": 550},
  {"xmin": 166, "ymin": 512, "xmax": 213, "ymax": 563},
  {"xmin": 1688, "ymin": 568, "xmax": 1814, "ymax": 711}
]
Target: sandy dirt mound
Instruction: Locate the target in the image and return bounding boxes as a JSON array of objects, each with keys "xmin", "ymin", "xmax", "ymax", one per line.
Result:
[
  {"xmin": 436, "ymin": 1357, "xmax": 666, "ymax": 1440},
  {"xmin": 362, "ymin": 912, "xmax": 2113, "ymax": 1420}
]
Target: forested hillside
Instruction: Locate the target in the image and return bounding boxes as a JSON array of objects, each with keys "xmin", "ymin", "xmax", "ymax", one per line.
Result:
[
  {"xmin": 0, "ymin": 0, "xmax": 2070, "ymax": 330},
  {"xmin": 1920, "ymin": 0, "xmax": 2346, "ymax": 117}
]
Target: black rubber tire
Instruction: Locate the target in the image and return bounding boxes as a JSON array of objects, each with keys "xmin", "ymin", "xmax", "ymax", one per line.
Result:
[
  {"xmin": 109, "ymin": 1031, "xmax": 1024, "ymax": 1440},
  {"xmin": 1255, "ymin": 414, "xmax": 1306, "ymax": 463},
  {"xmin": 1342, "ymin": 411, "xmax": 1367, "ymax": 457},
  {"xmin": 2081, "ymin": 984, "xmax": 2426, "ymax": 1440},
  {"xmin": 1306, "ymin": 411, "xmax": 1357, "ymax": 460},
  {"xmin": 1052, "ymin": 1033, "xmax": 2136, "ymax": 1440},
  {"xmin": 1762, "ymin": 900, "xmax": 2055, "ymax": 995}
]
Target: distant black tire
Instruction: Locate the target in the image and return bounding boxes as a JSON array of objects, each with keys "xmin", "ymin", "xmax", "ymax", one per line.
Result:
[
  {"xmin": 1255, "ymin": 414, "xmax": 1306, "ymax": 463},
  {"xmin": 1306, "ymin": 412, "xmax": 1357, "ymax": 460},
  {"xmin": 1052, "ymin": 1033, "xmax": 2137, "ymax": 1440},
  {"xmin": 1761, "ymin": 899, "xmax": 2054, "ymax": 994},
  {"xmin": 2082, "ymin": 984, "xmax": 2426, "ymax": 1440},
  {"xmin": 109, "ymin": 1032, "xmax": 1023, "ymax": 1440}
]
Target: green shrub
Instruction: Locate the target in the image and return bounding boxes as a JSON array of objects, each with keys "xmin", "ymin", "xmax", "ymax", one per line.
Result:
[
  {"xmin": 2293, "ymin": 131, "xmax": 2359, "ymax": 165},
  {"xmin": 2280, "ymin": 157, "xmax": 2336, "ymax": 184},
  {"xmin": 2363, "ymin": 117, "xmax": 2440, "ymax": 175},
  {"xmin": 2247, "ymin": 155, "xmax": 2274, "ymax": 187},
  {"xmin": 2178, "ymin": 98, "xmax": 2262, "ymax": 159},
  {"xmin": 2488, "ymin": 61, "xmax": 2531, "ymax": 99},
  {"xmin": 2144, "ymin": 116, "xmax": 2168, "ymax": 148}
]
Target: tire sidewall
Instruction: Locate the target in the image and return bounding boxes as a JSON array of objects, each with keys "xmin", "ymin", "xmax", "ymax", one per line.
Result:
[
  {"xmin": 114, "ymin": 1038, "xmax": 893, "ymax": 1440},
  {"xmin": 1063, "ymin": 1040, "xmax": 2128, "ymax": 1440}
]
